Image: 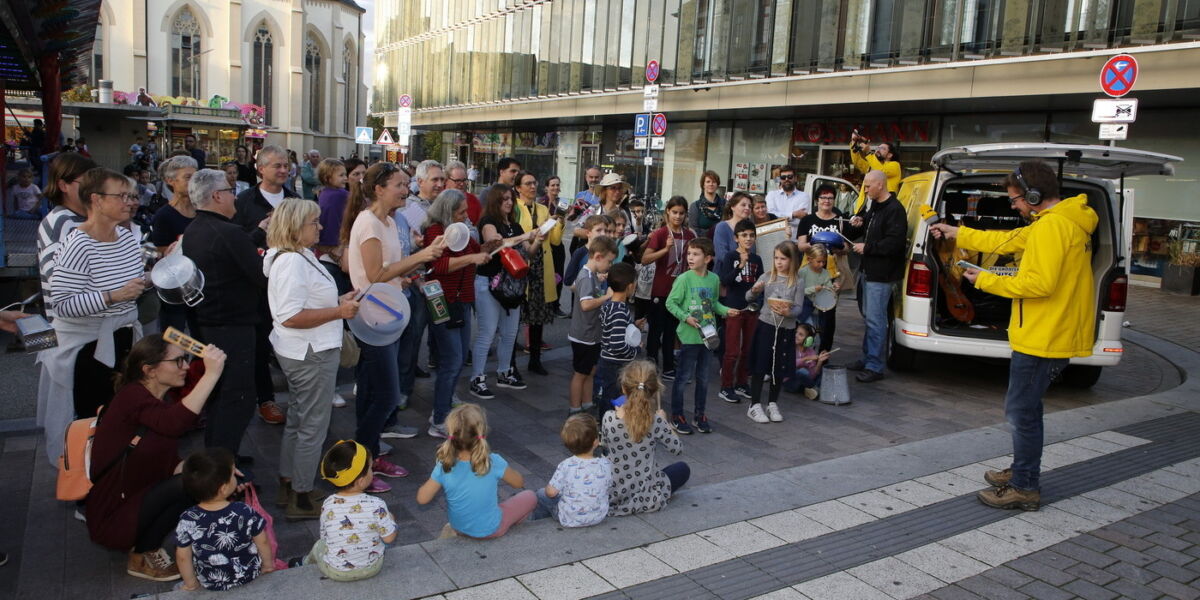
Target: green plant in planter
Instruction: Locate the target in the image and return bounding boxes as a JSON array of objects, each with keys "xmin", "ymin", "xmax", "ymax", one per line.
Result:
[{"xmin": 1168, "ymin": 239, "xmax": 1200, "ymax": 267}]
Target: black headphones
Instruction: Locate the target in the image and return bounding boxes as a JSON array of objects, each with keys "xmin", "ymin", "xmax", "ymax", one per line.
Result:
[{"xmin": 1013, "ymin": 166, "xmax": 1043, "ymax": 206}]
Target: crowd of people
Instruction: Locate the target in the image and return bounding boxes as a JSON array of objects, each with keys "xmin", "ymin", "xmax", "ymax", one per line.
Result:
[{"xmin": 5, "ymin": 133, "xmax": 1088, "ymax": 591}]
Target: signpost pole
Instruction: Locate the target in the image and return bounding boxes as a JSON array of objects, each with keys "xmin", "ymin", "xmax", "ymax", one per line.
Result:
[{"xmin": 644, "ymin": 60, "xmax": 660, "ymax": 205}]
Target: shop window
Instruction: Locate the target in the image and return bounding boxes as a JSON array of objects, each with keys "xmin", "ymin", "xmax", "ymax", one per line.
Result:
[
  {"xmin": 252, "ymin": 24, "xmax": 273, "ymax": 125},
  {"xmin": 305, "ymin": 36, "xmax": 324, "ymax": 132},
  {"xmin": 171, "ymin": 7, "xmax": 203, "ymax": 99}
]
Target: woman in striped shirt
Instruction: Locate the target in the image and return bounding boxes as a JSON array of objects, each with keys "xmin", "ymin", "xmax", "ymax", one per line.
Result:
[{"xmin": 43, "ymin": 168, "xmax": 147, "ymax": 441}]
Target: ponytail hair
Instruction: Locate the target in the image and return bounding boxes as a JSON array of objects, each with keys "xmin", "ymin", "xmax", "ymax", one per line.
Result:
[
  {"xmin": 340, "ymin": 162, "xmax": 398, "ymax": 246},
  {"xmin": 618, "ymin": 360, "xmax": 661, "ymax": 443},
  {"xmin": 436, "ymin": 403, "xmax": 493, "ymax": 476}
]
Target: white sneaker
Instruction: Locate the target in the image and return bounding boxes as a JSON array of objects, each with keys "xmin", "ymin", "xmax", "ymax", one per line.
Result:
[
  {"xmin": 803, "ymin": 387, "xmax": 819, "ymax": 401},
  {"xmin": 766, "ymin": 402, "xmax": 783, "ymax": 422},
  {"xmin": 332, "ymin": 393, "xmax": 347, "ymax": 408},
  {"xmin": 747, "ymin": 404, "xmax": 770, "ymax": 424}
]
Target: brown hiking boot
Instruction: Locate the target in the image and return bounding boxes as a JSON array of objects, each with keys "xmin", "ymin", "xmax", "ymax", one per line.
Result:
[
  {"xmin": 126, "ymin": 548, "xmax": 181, "ymax": 581},
  {"xmin": 984, "ymin": 468, "xmax": 1012, "ymax": 487},
  {"xmin": 977, "ymin": 485, "xmax": 1040, "ymax": 511}
]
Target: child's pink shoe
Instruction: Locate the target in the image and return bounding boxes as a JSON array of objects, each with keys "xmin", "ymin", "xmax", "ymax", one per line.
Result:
[
  {"xmin": 365, "ymin": 476, "xmax": 391, "ymax": 494},
  {"xmin": 373, "ymin": 457, "xmax": 409, "ymax": 478}
]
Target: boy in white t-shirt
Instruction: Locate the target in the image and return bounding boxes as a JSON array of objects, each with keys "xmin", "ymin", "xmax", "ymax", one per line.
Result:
[
  {"xmin": 532, "ymin": 414, "xmax": 612, "ymax": 527},
  {"xmin": 302, "ymin": 441, "xmax": 397, "ymax": 581}
]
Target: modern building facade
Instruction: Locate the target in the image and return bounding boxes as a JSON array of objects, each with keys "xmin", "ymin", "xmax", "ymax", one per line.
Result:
[
  {"xmin": 374, "ymin": 0, "xmax": 1200, "ymax": 280},
  {"xmin": 86, "ymin": 0, "xmax": 367, "ymax": 163}
]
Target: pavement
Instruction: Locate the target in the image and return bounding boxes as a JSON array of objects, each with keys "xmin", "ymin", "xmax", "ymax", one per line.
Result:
[{"xmin": 0, "ymin": 286, "xmax": 1195, "ymax": 599}]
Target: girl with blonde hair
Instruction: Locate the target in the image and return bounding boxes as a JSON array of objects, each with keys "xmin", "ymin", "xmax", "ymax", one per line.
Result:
[
  {"xmin": 601, "ymin": 361, "xmax": 689, "ymax": 516},
  {"xmin": 416, "ymin": 404, "xmax": 536, "ymax": 538},
  {"xmin": 745, "ymin": 241, "xmax": 807, "ymax": 424}
]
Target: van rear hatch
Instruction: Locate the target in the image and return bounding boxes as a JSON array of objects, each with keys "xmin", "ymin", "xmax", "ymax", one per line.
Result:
[{"xmin": 932, "ymin": 143, "xmax": 1179, "ymax": 178}]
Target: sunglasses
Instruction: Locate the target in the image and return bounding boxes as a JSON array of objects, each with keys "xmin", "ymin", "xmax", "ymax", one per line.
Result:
[{"xmin": 779, "ymin": 174, "xmax": 796, "ymax": 180}]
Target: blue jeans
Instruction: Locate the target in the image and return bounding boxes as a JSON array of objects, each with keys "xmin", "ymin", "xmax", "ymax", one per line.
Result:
[
  {"xmin": 1005, "ymin": 351, "xmax": 1069, "ymax": 492},
  {"xmin": 397, "ymin": 288, "xmax": 429, "ymax": 397},
  {"xmin": 354, "ymin": 338, "xmax": 401, "ymax": 457},
  {"xmin": 594, "ymin": 358, "xmax": 627, "ymax": 419},
  {"xmin": 861, "ymin": 281, "xmax": 894, "ymax": 373},
  {"xmin": 429, "ymin": 303, "xmax": 472, "ymax": 425},
  {"xmin": 671, "ymin": 344, "xmax": 712, "ymax": 418},
  {"xmin": 531, "ymin": 488, "xmax": 560, "ymax": 521},
  {"xmin": 783, "ymin": 367, "xmax": 822, "ymax": 393},
  {"xmin": 471, "ymin": 275, "xmax": 521, "ymax": 378}
]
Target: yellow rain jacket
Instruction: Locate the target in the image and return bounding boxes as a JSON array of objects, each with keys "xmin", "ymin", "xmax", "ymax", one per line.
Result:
[
  {"xmin": 851, "ymin": 143, "xmax": 902, "ymax": 214},
  {"xmin": 955, "ymin": 194, "xmax": 1098, "ymax": 359},
  {"xmin": 514, "ymin": 198, "xmax": 564, "ymax": 303}
]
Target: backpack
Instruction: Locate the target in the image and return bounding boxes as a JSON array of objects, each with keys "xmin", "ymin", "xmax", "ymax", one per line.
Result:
[{"xmin": 56, "ymin": 408, "xmax": 146, "ymax": 502}]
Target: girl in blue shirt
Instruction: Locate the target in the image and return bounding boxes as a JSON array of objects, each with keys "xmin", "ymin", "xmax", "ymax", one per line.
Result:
[{"xmin": 416, "ymin": 404, "xmax": 536, "ymax": 538}]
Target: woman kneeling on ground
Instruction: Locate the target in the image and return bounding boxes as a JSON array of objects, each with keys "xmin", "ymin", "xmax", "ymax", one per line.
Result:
[{"xmin": 86, "ymin": 336, "xmax": 226, "ymax": 582}]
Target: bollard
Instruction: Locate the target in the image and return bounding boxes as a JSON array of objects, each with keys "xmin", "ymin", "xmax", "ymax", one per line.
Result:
[{"xmin": 819, "ymin": 365, "xmax": 851, "ymax": 405}]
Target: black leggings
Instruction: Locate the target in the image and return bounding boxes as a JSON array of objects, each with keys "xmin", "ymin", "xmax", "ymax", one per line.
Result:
[
  {"xmin": 73, "ymin": 328, "xmax": 133, "ymax": 419},
  {"xmin": 817, "ymin": 308, "xmax": 837, "ymax": 353},
  {"xmin": 134, "ymin": 475, "xmax": 192, "ymax": 553},
  {"xmin": 646, "ymin": 299, "xmax": 678, "ymax": 372},
  {"xmin": 750, "ymin": 375, "xmax": 783, "ymax": 407},
  {"xmin": 663, "ymin": 461, "xmax": 690, "ymax": 492}
]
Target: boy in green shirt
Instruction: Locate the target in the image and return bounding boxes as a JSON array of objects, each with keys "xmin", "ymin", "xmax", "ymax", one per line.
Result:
[{"xmin": 665, "ymin": 238, "xmax": 740, "ymax": 434}]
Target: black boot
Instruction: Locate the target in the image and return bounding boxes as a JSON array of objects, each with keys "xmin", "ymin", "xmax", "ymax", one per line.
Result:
[{"xmin": 528, "ymin": 354, "xmax": 548, "ymax": 376}]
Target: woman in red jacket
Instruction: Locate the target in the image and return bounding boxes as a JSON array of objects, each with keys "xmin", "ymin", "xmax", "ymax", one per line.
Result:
[{"xmin": 86, "ymin": 336, "xmax": 226, "ymax": 582}]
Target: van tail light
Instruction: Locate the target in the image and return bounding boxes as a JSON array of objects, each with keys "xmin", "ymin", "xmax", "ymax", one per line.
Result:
[
  {"xmin": 907, "ymin": 261, "xmax": 932, "ymax": 298},
  {"xmin": 1104, "ymin": 272, "xmax": 1127, "ymax": 312}
]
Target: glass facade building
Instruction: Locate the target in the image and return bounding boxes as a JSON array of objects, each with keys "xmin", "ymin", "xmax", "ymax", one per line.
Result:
[{"xmin": 374, "ymin": 0, "xmax": 1200, "ymax": 280}]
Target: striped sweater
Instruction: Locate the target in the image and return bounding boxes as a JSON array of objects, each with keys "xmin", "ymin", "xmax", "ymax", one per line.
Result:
[
  {"xmin": 48, "ymin": 226, "xmax": 142, "ymax": 319},
  {"xmin": 37, "ymin": 206, "xmax": 86, "ymax": 318},
  {"xmin": 599, "ymin": 299, "xmax": 636, "ymax": 362}
]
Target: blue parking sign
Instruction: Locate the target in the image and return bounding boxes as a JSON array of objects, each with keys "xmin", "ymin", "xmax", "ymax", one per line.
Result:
[{"xmin": 634, "ymin": 113, "xmax": 651, "ymax": 137}]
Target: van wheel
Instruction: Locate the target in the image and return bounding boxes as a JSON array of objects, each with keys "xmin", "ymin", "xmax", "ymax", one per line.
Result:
[
  {"xmin": 888, "ymin": 328, "xmax": 919, "ymax": 371},
  {"xmin": 1059, "ymin": 365, "xmax": 1102, "ymax": 389}
]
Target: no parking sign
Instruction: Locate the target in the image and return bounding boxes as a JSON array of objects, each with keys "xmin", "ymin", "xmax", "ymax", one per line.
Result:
[{"xmin": 1100, "ymin": 54, "xmax": 1137, "ymax": 98}]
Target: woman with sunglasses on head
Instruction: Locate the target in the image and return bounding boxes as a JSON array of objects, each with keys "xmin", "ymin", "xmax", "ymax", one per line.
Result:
[
  {"xmin": 39, "ymin": 168, "xmax": 148, "ymax": 466},
  {"xmin": 341, "ymin": 162, "xmax": 445, "ymax": 493},
  {"xmin": 86, "ymin": 335, "xmax": 227, "ymax": 581}
]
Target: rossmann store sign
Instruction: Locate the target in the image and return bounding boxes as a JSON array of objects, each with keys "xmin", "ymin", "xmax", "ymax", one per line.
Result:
[{"xmin": 791, "ymin": 119, "xmax": 935, "ymax": 145}]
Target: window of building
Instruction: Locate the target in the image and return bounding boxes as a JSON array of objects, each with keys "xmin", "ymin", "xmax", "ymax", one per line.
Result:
[
  {"xmin": 252, "ymin": 24, "xmax": 273, "ymax": 125},
  {"xmin": 305, "ymin": 36, "xmax": 323, "ymax": 132},
  {"xmin": 171, "ymin": 7, "xmax": 203, "ymax": 98},
  {"xmin": 343, "ymin": 42, "xmax": 355, "ymax": 134},
  {"xmin": 90, "ymin": 21, "xmax": 103, "ymax": 86}
]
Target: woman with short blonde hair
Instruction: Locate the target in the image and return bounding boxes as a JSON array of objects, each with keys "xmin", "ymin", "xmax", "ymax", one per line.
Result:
[{"xmin": 264, "ymin": 197, "xmax": 360, "ymax": 518}]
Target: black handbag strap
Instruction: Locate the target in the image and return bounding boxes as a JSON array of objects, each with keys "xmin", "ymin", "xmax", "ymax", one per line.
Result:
[{"xmin": 91, "ymin": 422, "xmax": 148, "ymax": 483}]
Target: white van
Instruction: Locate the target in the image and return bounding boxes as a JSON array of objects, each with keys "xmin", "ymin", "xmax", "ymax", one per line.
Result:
[{"xmin": 888, "ymin": 143, "xmax": 1181, "ymax": 388}]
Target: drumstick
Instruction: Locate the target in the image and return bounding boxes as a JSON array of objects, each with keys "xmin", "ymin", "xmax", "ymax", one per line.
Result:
[{"xmin": 162, "ymin": 327, "xmax": 206, "ymax": 357}]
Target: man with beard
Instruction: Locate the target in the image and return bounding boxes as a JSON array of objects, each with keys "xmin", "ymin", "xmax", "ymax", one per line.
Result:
[
  {"xmin": 850, "ymin": 131, "xmax": 901, "ymax": 214},
  {"xmin": 765, "ymin": 165, "xmax": 811, "ymax": 237}
]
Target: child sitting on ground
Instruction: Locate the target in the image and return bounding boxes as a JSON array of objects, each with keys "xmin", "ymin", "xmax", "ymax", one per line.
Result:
[
  {"xmin": 603, "ymin": 360, "xmax": 689, "ymax": 516},
  {"xmin": 302, "ymin": 440, "xmax": 396, "ymax": 581},
  {"xmin": 532, "ymin": 413, "xmax": 612, "ymax": 527},
  {"xmin": 417, "ymin": 404, "xmax": 536, "ymax": 538},
  {"xmin": 596, "ymin": 262, "xmax": 641, "ymax": 418},
  {"xmin": 783, "ymin": 323, "xmax": 832, "ymax": 399},
  {"xmin": 175, "ymin": 448, "xmax": 273, "ymax": 591}
]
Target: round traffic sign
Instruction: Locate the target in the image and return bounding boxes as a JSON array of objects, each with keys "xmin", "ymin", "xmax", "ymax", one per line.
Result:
[
  {"xmin": 646, "ymin": 60, "xmax": 660, "ymax": 83},
  {"xmin": 650, "ymin": 113, "xmax": 667, "ymax": 136},
  {"xmin": 399, "ymin": 94, "xmax": 413, "ymax": 108},
  {"xmin": 1099, "ymin": 54, "xmax": 1137, "ymax": 98}
]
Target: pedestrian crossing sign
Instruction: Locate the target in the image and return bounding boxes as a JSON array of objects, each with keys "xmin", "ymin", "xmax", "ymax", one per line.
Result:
[
  {"xmin": 377, "ymin": 129, "xmax": 395, "ymax": 145},
  {"xmin": 355, "ymin": 126, "xmax": 373, "ymax": 144}
]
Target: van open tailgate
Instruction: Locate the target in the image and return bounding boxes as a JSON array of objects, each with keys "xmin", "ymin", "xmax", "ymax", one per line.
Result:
[{"xmin": 932, "ymin": 143, "xmax": 1180, "ymax": 178}]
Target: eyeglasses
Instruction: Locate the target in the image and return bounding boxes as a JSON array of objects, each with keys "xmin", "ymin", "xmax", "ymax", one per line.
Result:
[
  {"xmin": 217, "ymin": 187, "xmax": 236, "ymax": 194},
  {"xmin": 449, "ymin": 177, "xmax": 467, "ymax": 184},
  {"xmin": 97, "ymin": 192, "xmax": 139, "ymax": 203},
  {"xmin": 1008, "ymin": 195, "xmax": 1024, "ymax": 205},
  {"xmin": 779, "ymin": 174, "xmax": 796, "ymax": 180},
  {"xmin": 156, "ymin": 355, "xmax": 191, "ymax": 368}
]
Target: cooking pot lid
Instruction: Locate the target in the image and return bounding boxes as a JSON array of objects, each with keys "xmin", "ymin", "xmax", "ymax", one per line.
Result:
[
  {"xmin": 347, "ymin": 283, "xmax": 410, "ymax": 347},
  {"xmin": 150, "ymin": 252, "xmax": 198, "ymax": 288},
  {"xmin": 444, "ymin": 222, "xmax": 470, "ymax": 252}
]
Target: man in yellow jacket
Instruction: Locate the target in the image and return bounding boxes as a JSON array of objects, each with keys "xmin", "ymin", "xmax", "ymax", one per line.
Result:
[
  {"xmin": 931, "ymin": 160, "xmax": 1097, "ymax": 512},
  {"xmin": 850, "ymin": 134, "xmax": 901, "ymax": 214}
]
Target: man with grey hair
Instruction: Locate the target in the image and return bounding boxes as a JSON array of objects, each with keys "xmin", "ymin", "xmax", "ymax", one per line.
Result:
[
  {"xmin": 403, "ymin": 159, "xmax": 445, "ymax": 237},
  {"xmin": 182, "ymin": 169, "xmax": 268, "ymax": 458},
  {"xmin": 575, "ymin": 165, "xmax": 603, "ymax": 206},
  {"xmin": 232, "ymin": 145, "xmax": 296, "ymax": 425},
  {"xmin": 445, "ymin": 159, "xmax": 482, "ymax": 224},
  {"xmin": 300, "ymin": 149, "xmax": 322, "ymax": 200},
  {"xmin": 234, "ymin": 145, "xmax": 298, "ymax": 249}
]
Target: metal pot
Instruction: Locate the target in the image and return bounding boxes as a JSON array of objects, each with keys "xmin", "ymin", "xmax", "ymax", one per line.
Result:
[{"xmin": 151, "ymin": 252, "xmax": 206, "ymax": 307}]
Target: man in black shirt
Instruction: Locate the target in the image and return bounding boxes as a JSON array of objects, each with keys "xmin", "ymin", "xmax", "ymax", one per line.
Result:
[
  {"xmin": 182, "ymin": 169, "xmax": 268, "ymax": 457},
  {"xmin": 184, "ymin": 134, "xmax": 206, "ymax": 167}
]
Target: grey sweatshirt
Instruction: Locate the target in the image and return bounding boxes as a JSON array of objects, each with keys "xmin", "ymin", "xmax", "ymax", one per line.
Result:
[{"xmin": 746, "ymin": 273, "xmax": 807, "ymax": 330}]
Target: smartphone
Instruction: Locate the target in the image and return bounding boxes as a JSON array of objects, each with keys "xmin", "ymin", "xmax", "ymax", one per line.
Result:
[{"xmin": 955, "ymin": 260, "xmax": 989, "ymax": 273}]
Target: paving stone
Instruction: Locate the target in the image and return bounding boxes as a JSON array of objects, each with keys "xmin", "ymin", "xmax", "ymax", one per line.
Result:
[
  {"xmin": 1062, "ymin": 578, "xmax": 1120, "ymax": 600},
  {"xmin": 1016, "ymin": 580, "xmax": 1074, "ymax": 600},
  {"xmin": 941, "ymin": 530, "xmax": 1029, "ymax": 567},
  {"xmin": 978, "ymin": 517, "xmax": 1069, "ymax": 552},
  {"xmin": 1050, "ymin": 541, "xmax": 1119, "ymax": 569},
  {"xmin": 1051, "ymin": 496, "xmax": 1136, "ymax": 527},
  {"xmin": 849, "ymin": 557, "xmax": 946, "ymax": 600},
  {"xmin": 929, "ymin": 586, "xmax": 987, "ymax": 600},
  {"xmin": 696, "ymin": 520, "xmax": 787, "ymax": 557},
  {"xmin": 1112, "ymin": 477, "xmax": 1190, "ymax": 505},
  {"xmin": 581, "ymin": 548, "xmax": 676, "ymax": 590},
  {"xmin": 1066, "ymin": 562, "xmax": 1121, "ymax": 586},
  {"xmin": 643, "ymin": 533, "xmax": 735, "ymax": 571},
  {"xmin": 1016, "ymin": 507, "xmax": 1101, "ymax": 538},
  {"xmin": 748, "ymin": 510, "xmax": 834, "ymax": 544},
  {"xmin": 1082, "ymin": 487, "xmax": 1161, "ymax": 515},
  {"xmin": 1064, "ymin": 435, "xmax": 1137, "ymax": 455},
  {"xmin": 1106, "ymin": 546, "xmax": 1155, "ymax": 568},
  {"xmin": 1144, "ymin": 543, "xmax": 1196, "ymax": 566},
  {"xmin": 1144, "ymin": 531, "xmax": 1193, "ymax": 552},
  {"xmin": 1149, "ymin": 575, "xmax": 1200, "ymax": 600},
  {"xmin": 895, "ymin": 543, "xmax": 992, "ymax": 584},
  {"xmin": 1103, "ymin": 578, "xmax": 1162, "ymax": 600},
  {"xmin": 1072, "ymin": 533, "xmax": 1120, "ymax": 554},
  {"xmin": 1145, "ymin": 558, "xmax": 1198, "ymax": 584},
  {"xmin": 1039, "ymin": 442, "xmax": 1105, "ymax": 470},
  {"xmin": 956, "ymin": 574, "xmax": 1033, "ymax": 600},
  {"xmin": 877, "ymin": 480, "xmax": 957, "ymax": 508},
  {"xmin": 839, "ymin": 489, "xmax": 920, "ymax": 519},
  {"xmin": 1138, "ymin": 469, "xmax": 1200, "ymax": 495},
  {"xmin": 1088, "ymin": 431, "xmax": 1151, "ymax": 448},
  {"xmin": 916, "ymin": 471, "xmax": 984, "ymax": 496},
  {"xmin": 1129, "ymin": 510, "xmax": 1191, "ymax": 535},
  {"xmin": 792, "ymin": 571, "xmax": 894, "ymax": 600},
  {"xmin": 516, "ymin": 563, "xmax": 614, "ymax": 600},
  {"xmin": 445, "ymin": 578, "xmax": 536, "ymax": 600},
  {"xmin": 749, "ymin": 588, "xmax": 809, "ymax": 600},
  {"xmin": 1104, "ymin": 561, "xmax": 1160, "ymax": 585},
  {"xmin": 1164, "ymin": 458, "xmax": 1200, "ymax": 480},
  {"xmin": 1006, "ymin": 555, "xmax": 1076, "ymax": 586},
  {"xmin": 1090, "ymin": 528, "xmax": 1155, "ymax": 552},
  {"xmin": 979, "ymin": 565, "xmax": 1035, "ymax": 588},
  {"xmin": 796, "ymin": 499, "xmax": 876, "ymax": 530},
  {"xmin": 1107, "ymin": 519, "xmax": 1157, "ymax": 539}
]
